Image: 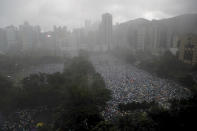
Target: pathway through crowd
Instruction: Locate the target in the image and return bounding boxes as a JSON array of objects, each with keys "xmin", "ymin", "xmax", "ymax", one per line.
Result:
[{"xmin": 90, "ymin": 54, "xmax": 191, "ymax": 120}]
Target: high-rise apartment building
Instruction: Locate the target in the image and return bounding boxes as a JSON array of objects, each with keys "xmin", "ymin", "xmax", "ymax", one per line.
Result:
[
  {"xmin": 101, "ymin": 13, "xmax": 113, "ymax": 51},
  {"xmin": 178, "ymin": 34, "xmax": 197, "ymax": 65},
  {"xmin": 0, "ymin": 28, "xmax": 7, "ymax": 52}
]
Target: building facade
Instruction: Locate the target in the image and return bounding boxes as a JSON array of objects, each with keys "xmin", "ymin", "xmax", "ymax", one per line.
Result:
[
  {"xmin": 100, "ymin": 13, "xmax": 113, "ymax": 51},
  {"xmin": 0, "ymin": 28, "xmax": 7, "ymax": 52},
  {"xmin": 178, "ymin": 34, "xmax": 197, "ymax": 65}
]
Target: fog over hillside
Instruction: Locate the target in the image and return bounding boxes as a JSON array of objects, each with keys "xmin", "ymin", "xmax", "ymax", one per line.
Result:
[{"xmin": 0, "ymin": 0, "xmax": 197, "ymax": 30}]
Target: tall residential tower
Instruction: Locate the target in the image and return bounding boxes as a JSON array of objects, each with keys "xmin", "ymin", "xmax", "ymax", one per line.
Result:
[{"xmin": 101, "ymin": 13, "xmax": 113, "ymax": 51}]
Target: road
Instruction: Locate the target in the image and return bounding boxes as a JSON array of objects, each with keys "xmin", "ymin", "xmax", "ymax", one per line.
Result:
[{"xmin": 90, "ymin": 54, "xmax": 191, "ymax": 120}]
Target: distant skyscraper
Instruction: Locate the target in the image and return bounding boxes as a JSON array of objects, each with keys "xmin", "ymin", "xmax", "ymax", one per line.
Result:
[
  {"xmin": 19, "ymin": 22, "xmax": 34, "ymax": 51},
  {"xmin": 5, "ymin": 26, "xmax": 18, "ymax": 50},
  {"xmin": 0, "ymin": 28, "xmax": 7, "ymax": 52},
  {"xmin": 101, "ymin": 13, "xmax": 113, "ymax": 51}
]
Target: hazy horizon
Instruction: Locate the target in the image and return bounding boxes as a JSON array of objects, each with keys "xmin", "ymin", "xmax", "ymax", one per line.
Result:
[{"xmin": 0, "ymin": 0, "xmax": 197, "ymax": 31}]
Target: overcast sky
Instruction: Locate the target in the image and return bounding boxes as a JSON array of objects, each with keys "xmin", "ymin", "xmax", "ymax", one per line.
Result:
[{"xmin": 0, "ymin": 0, "xmax": 197, "ymax": 31}]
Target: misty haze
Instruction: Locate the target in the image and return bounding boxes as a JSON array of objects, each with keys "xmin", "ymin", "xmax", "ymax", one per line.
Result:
[{"xmin": 0, "ymin": 0, "xmax": 197, "ymax": 131}]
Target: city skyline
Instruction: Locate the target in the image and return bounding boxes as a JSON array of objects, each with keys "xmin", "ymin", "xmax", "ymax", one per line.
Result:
[{"xmin": 0, "ymin": 0, "xmax": 197, "ymax": 31}]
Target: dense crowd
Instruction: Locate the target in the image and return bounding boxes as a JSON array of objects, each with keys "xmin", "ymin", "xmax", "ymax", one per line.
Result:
[
  {"xmin": 90, "ymin": 54, "xmax": 191, "ymax": 120},
  {"xmin": 0, "ymin": 106, "xmax": 48, "ymax": 131},
  {"xmin": 0, "ymin": 54, "xmax": 192, "ymax": 129}
]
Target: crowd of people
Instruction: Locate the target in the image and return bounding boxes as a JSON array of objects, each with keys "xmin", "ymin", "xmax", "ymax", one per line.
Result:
[
  {"xmin": 0, "ymin": 106, "xmax": 48, "ymax": 131},
  {"xmin": 90, "ymin": 54, "xmax": 191, "ymax": 120},
  {"xmin": 0, "ymin": 54, "xmax": 192, "ymax": 129}
]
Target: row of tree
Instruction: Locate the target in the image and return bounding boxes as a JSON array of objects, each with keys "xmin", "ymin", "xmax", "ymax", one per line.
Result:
[
  {"xmin": 0, "ymin": 55, "xmax": 111, "ymax": 130},
  {"xmin": 1, "ymin": 51, "xmax": 197, "ymax": 130}
]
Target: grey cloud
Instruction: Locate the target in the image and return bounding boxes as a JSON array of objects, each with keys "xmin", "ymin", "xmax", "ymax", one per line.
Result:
[{"xmin": 0, "ymin": 0, "xmax": 197, "ymax": 30}]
